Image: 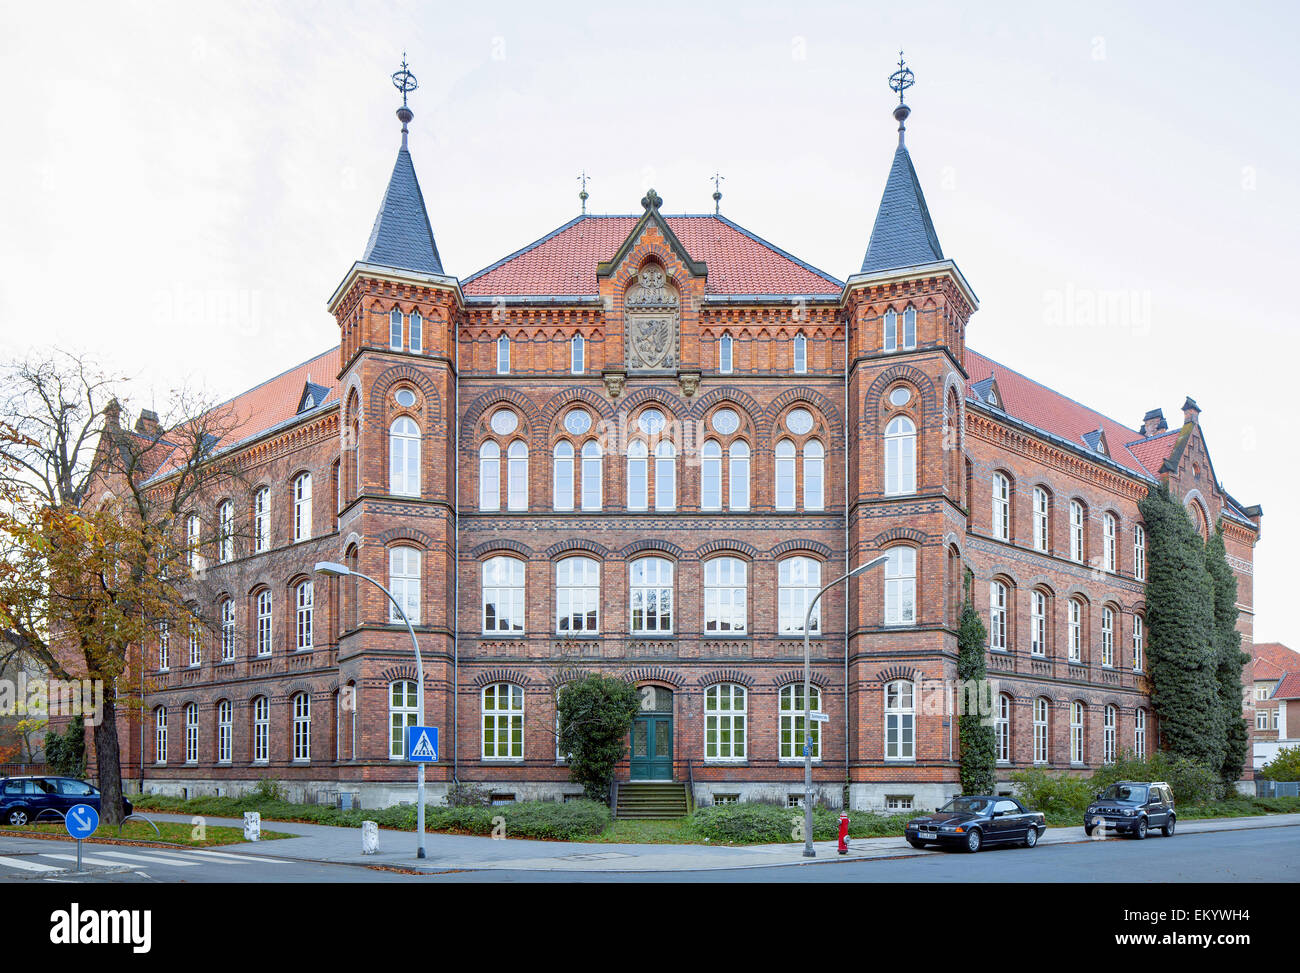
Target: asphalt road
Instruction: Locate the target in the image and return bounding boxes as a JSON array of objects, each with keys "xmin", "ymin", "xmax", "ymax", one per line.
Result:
[{"xmin": 1, "ymin": 824, "xmax": 1296, "ymax": 882}]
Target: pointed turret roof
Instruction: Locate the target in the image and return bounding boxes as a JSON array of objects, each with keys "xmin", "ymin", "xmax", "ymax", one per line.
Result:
[
  {"xmin": 361, "ymin": 145, "xmax": 444, "ymax": 275},
  {"xmin": 860, "ymin": 143, "xmax": 944, "ymax": 273}
]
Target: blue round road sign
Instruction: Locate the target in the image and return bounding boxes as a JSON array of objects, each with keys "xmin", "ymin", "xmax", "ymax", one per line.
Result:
[{"xmin": 65, "ymin": 803, "xmax": 99, "ymax": 839}]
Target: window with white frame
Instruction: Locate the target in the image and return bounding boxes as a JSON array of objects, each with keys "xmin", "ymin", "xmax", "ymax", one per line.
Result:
[
  {"xmin": 409, "ymin": 309, "xmax": 423, "ymax": 353},
  {"xmin": 497, "ymin": 334, "xmax": 510, "ymax": 374},
  {"xmin": 778, "ymin": 556, "xmax": 821, "ymax": 634},
  {"xmin": 479, "ymin": 442, "xmax": 500, "ymax": 511},
  {"xmin": 884, "ymin": 546, "xmax": 916, "ymax": 626},
  {"xmin": 627, "ymin": 440, "xmax": 648, "ymax": 510},
  {"xmin": 775, "ymin": 439, "xmax": 797, "ymax": 510},
  {"xmin": 293, "ymin": 472, "xmax": 312, "ymax": 542},
  {"xmin": 1101, "ymin": 607, "xmax": 1114, "ymax": 667},
  {"xmin": 292, "ymin": 693, "xmax": 311, "ymax": 761},
  {"xmin": 992, "ymin": 472, "xmax": 1011, "ymax": 541},
  {"xmin": 884, "ymin": 416, "xmax": 916, "ymax": 495},
  {"xmin": 1030, "ymin": 590, "xmax": 1047, "ymax": 656},
  {"xmin": 185, "ymin": 702, "xmax": 198, "ymax": 764},
  {"xmin": 701, "ymin": 440, "xmax": 722, "ymax": 510},
  {"xmin": 186, "ymin": 513, "xmax": 200, "ymax": 569},
  {"xmin": 630, "ymin": 556, "xmax": 673, "ymax": 634},
  {"xmin": 1133, "ymin": 614, "xmax": 1145, "ymax": 671},
  {"xmin": 155, "ymin": 707, "xmax": 167, "ymax": 764},
  {"xmin": 793, "ymin": 333, "xmax": 807, "ymax": 374},
  {"xmin": 482, "ymin": 683, "xmax": 524, "ymax": 759},
  {"xmin": 1069, "ymin": 501, "xmax": 1085, "ymax": 562},
  {"xmin": 157, "ymin": 620, "xmax": 170, "ymax": 670},
  {"xmin": 217, "ymin": 699, "xmax": 232, "ymax": 763},
  {"xmin": 253, "ymin": 487, "xmax": 270, "ymax": 552},
  {"xmin": 389, "ymin": 680, "xmax": 418, "ymax": 760},
  {"xmin": 1070, "ymin": 701, "xmax": 1085, "ymax": 765},
  {"xmin": 704, "ymin": 683, "xmax": 747, "ymax": 760},
  {"xmin": 553, "ymin": 441, "xmax": 575, "ymax": 510},
  {"xmin": 902, "ymin": 306, "xmax": 917, "ymax": 349},
  {"xmin": 252, "ymin": 696, "xmax": 269, "ymax": 763},
  {"xmin": 507, "ymin": 441, "xmax": 528, "ymax": 511},
  {"xmin": 779, "ymin": 683, "xmax": 820, "ymax": 760},
  {"xmin": 388, "ymin": 546, "xmax": 421, "ymax": 625},
  {"xmin": 803, "ymin": 440, "xmax": 825, "ymax": 510},
  {"xmin": 220, "ymin": 598, "xmax": 235, "ymax": 662},
  {"xmin": 256, "ymin": 590, "xmax": 272, "ymax": 656},
  {"xmin": 1103, "ymin": 704, "xmax": 1117, "ymax": 763},
  {"xmin": 217, "ymin": 500, "xmax": 233, "ymax": 562},
  {"xmin": 1257, "ymin": 710, "xmax": 1269, "ymax": 730},
  {"xmin": 1134, "ymin": 524, "xmax": 1146, "ymax": 580},
  {"xmin": 570, "ymin": 334, "xmax": 584, "ymax": 373},
  {"xmin": 295, "ymin": 580, "xmax": 313, "ymax": 651},
  {"xmin": 557, "ymin": 557, "xmax": 600, "ymax": 634},
  {"xmin": 1067, "ymin": 598, "xmax": 1083, "ymax": 662},
  {"xmin": 187, "ymin": 621, "xmax": 201, "ymax": 668},
  {"xmin": 885, "ymin": 795, "xmax": 914, "ymax": 811},
  {"xmin": 1033, "ymin": 697, "xmax": 1049, "ymax": 764},
  {"xmin": 654, "ymin": 441, "xmax": 676, "ymax": 510},
  {"xmin": 581, "ymin": 441, "xmax": 602, "ymax": 510},
  {"xmin": 1135, "ymin": 707, "xmax": 1147, "ymax": 755},
  {"xmin": 1032, "ymin": 487, "xmax": 1050, "ymax": 552},
  {"xmin": 884, "ymin": 680, "xmax": 915, "ymax": 760},
  {"xmin": 389, "ymin": 308, "xmax": 403, "ymax": 350},
  {"xmin": 883, "ymin": 308, "xmax": 899, "ymax": 352},
  {"xmin": 482, "ymin": 556, "xmax": 525, "ymax": 634},
  {"xmin": 990, "ymin": 581, "xmax": 1009, "ymax": 650},
  {"xmin": 703, "ymin": 557, "xmax": 747, "ymax": 634},
  {"xmin": 996, "ymin": 693, "xmax": 1011, "ymax": 763},
  {"xmin": 719, "ymin": 333, "xmax": 733, "ymax": 373},
  {"xmin": 389, "ymin": 417, "xmax": 420, "ymax": 496},
  {"xmin": 1103, "ymin": 513, "xmax": 1117, "ymax": 572},
  {"xmin": 729, "ymin": 441, "xmax": 750, "ymax": 510}
]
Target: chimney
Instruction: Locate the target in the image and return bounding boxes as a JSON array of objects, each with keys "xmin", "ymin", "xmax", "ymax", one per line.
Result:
[
  {"xmin": 1140, "ymin": 408, "xmax": 1167, "ymax": 438},
  {"xmin": 103, "ymin": 398, "xmax": 122, "ymax": 430},
  {"xmin": 1182, "ymin": 397, "xmax": 1201, "ymax": 425},
  {"xmin": 134, "ymin": 409, "xmax": 161, "ymax": 440}
]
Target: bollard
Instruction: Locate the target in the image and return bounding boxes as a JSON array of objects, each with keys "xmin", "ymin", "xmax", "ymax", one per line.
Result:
[
  {"xmin": 243, "ymin": 811, "xmax": 261, "ymax": 842},
  {"xmin": 361, "ymin": 820, "xmax": 379, "ymax": 855}
]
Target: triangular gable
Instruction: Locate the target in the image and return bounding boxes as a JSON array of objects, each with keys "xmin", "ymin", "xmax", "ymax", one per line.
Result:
[
  {"xmin": 297, "ymin": 380, "xmax": 330, "ymax": 415},
  {"xmin": 596, "ymin": 190, "xmax": 707, "ymax": 281}
]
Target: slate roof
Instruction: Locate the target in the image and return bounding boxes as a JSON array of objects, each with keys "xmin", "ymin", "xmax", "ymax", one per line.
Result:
[
  {"xmin": 462, "ymin": 215, "xmax": 842, "ymax": 297},
  {"xmin": 860, "ymin": 144, "xmax": 944, "ymax": 274},
  {"xmin": 361, "ymin": 147, "xmax": 444, "ymax": 276}
]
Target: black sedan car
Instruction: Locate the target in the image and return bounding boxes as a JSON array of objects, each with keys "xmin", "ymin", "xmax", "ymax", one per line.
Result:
[
  {"xmin": 0, "ymin": 776, "xmax": 132, "ymax": 827},
  {"xmin": 905, "ymin": 796, "xmax": 1047, "ymax": 853}
]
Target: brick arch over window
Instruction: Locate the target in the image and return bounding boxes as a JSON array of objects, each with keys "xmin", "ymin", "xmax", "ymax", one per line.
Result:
[
  {"xmin": 694, "ymin": 539, "xmax": 759, "ymax": 560},
  {"xmin": 539, "ymin": 386, "xmax": 616, "ymax": 432},
  {"xmin": 545, "ymin": 538, "xmax": 610, "ymax": 560},
  {"xmin": 1064, "ymin": 586, "xmax": 1092, "ymax": 603},
  {"xmin": 368, "ymin": 365, "xmax": 443, "ymax": 424},
  {"xmin": 687, "ymin": 387, "xmax": 763, "ymax": 426},
  {"xmin": 461, "ymin": 388, "xmax": 541, "ymax": 443},
  {"xmin": 547, "ymin": 666, "xmax": 593, "ymax": 690},
  {"xmin": 772, "ymin": 669, "xmax": 830, "ymax": 689},
  {"xmin": 770, "ymin": 539, "xmax": 834, "ymax": 560},
  {"xmin": 872, "ymin": 526, "xmax": 931, "ymax": 547},
  {"xmin": 697, "ymin": 669, "xmax": 756, "ymax": 689},
  {"xmin": 864, "ymin": 365, "xmax": 938, "ymax": 427},
  {"xmin": 379, "ymin": 665, "xmax": 419, "ymax": 683},
  {"xmin": 376, "ymin": 526, "xmax": 436, "ymax": 548},
  {"xmin": 470, "ymin": 669, "xmax": 534, "ymax": 690},
  {"xmin": 874, "ymin": 665, "xmax": 923, "ymax": 684},
  {"xmin": 284, "ymin": 681, "xmax": 317, "ymax": 700},
  {"xmin": 622, "ymin": 538, "xmax": 684, "ymax": 559},
  {"xmin": 624, "ymin": 667, "xmax": 686, "ymax": 688},
  {"xmin": 470, "ymin": 538, "xmax": 534, "ymax": 559},
  {"xmin": 619, "ymin": 386, "xmax": 688, "ymax": 419},
  {"xmin": 764, "ymin": 388, "xmax": 843, "ymax": 443}
]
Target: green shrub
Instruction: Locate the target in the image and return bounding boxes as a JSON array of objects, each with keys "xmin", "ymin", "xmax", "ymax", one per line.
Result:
[
  {"xmin": 686, "ymin": 801, "xmax": 909, "ymax": 844},
  {"xmin": 1090, "ymin": 751, "xmax": 1223, "ymax": 805},
  {"xmin": 444, "ymin": 782, "xmax": 492, "ymax": 807},
  {"xmin": 1009, "ymin": 767, "xmax": 1095, "ymax": 818},
  {"xmin": 1260, "ymin": 745, "xmax": 1300, "ymax": 782}
]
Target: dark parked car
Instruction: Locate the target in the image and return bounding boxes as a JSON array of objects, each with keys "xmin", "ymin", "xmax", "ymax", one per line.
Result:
[
  {"xmin": 905, "ymin": 795, "xmax": 1046, "ymax": 853},
  {"xmin": 0, "ymin": 776, "xmax": 132, "ymax": 827},
  {"xmin": 1084, "ymin": 781, "xmax": 1175, "ymax": 839}
]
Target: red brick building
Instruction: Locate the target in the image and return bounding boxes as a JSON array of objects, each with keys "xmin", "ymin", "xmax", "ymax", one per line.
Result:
[{"xmin": 105, "ymin": 77, "xmax": 1261, "ymax": 812}]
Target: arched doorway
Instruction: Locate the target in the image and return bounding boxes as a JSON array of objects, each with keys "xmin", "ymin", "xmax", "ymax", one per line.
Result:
[{"xmin": 630, "ymin": 685, "xmax": 673, "ymax": 781}]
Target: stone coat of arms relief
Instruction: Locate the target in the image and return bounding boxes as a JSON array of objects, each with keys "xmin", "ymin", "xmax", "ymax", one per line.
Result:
[{"xmin": 625, "ymin": 266, "xmax": 679, "ymax": 372}]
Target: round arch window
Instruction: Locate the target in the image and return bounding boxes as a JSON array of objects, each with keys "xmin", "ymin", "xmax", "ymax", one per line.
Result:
[
  {"xmin": 888, "ymin": 387, "xmax": 911, "ymax": 408},
  {"xmin": 490, "ymin": 409, "xmax": 518, "ymax": 435},
  {"xmin": 711, "ymin": 408, "xmax": 739, "ymax": 435},
  {"xmin": 564, "ymin": 409, "xmax": 592, "ymax": 435},
  {"xmin": 394, "ymin": 388, "xmax": 417, "ymax": 409},
  {"xmin": 638, "ymin": 409, "xmax": 666, "ymax": 435},
  {"xmin": 785, "ymin": 408, "xmax": 814, "ymax": 435}
]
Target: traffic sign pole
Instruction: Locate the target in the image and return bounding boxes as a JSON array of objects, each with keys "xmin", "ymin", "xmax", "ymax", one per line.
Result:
[{"xmin": 64, "ymin": 803, "xmax": 100, "ymax": 871}]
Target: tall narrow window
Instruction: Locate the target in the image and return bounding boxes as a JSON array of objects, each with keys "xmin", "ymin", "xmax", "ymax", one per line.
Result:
[
  {"xmin": 1134, "ymin": 524, "xmax": 1146, "ymax": 580},
  {"xmin": 703, "ymin": 557, "xmax": 747, "ymax": 634},
  {"xmin": 482, "ymin": 683, "xmax": 524, "ymax": 759},
  {"xmin": 884, "ymin": 417, "xmax": 916, "ymax": 495},
  {"xmin": 389, "ymin": 308, "xmax": 403, "ymax": 350},
  {"xmin": 252, "ymin": 696, "xmax": 269, "ymax": 763},
  {"xmin": 388, "ymin": 546, "xmax": 421, "ymax": 624},
  {"xmin": 408, "ymin": 309, "xmax": 422, "ymax": 353},
  {"xmin": 220, "ymin": 599, "xmax": 235, "ymax": 662},
  {"xmin": 506, "ymin": 441, "xmax": 528, "ymax": 511},
  {"xmin": 1103, "ymin": 513, "xmax": 1117, "ymax": 572},
  {"xmin": 995, "ymin": 694, "xmax": 1011, "ymax": 763},
  {"xmin": 1030, "ymin": 590, "xmax": 1047, "ymax": 656},
  {"xmin": 793, "ymin": 333, "xmax": 807, "ymax": 374},
  {"xmin": 1133, "ymin": 615, "xmax": 1145, "ymax": 671},
  {"xmin": 253, "ymin": 486, "xmax": 270, "ymax": 553},
  {"xmin": 581, "ymin": 441, "xmax": 602, "ymax": 511},
  {"xmin": 185, "ymin": 703, "xmax": 199, "ymax": 764},
  {"xmin": 155, "ymin": 707, "xmax": 167, "ymax": 764},
  {"xmin": 1069, "ymin": 501, "xmax": 1085, "ymax": 562},
  {"xmin": 884, "ymin": 680, "xmax": 915, "ymax": 760},
  {"xmin": 293, "ymin": 473, "xmax": 312, "ymax": 542},
  {"xmin": 256, "ymin": 590, "xmax": 272, "ymax": 656},
  {"xmin": 630, "ymin": 557, "xmax": 673, "ymax": 634},
  {"xmin": 293, "ymin": 693, "xmax": 311, "ymax": 762},
  {"xmin": 497, "ymin": 335, "xmax": 510, "ymax": 374},
  {"xmin": 884, "ymin": 547, "xmax": 916, "ymax": 626},
  {"xmin": 1134, "ymin": 708, "xmax": 1147, "ymax": 756},
  {"xmin": 217, "ymin": 700, "xmax": 232, "ymax": 764},
  {"xmin": 883, "ymin": 308, "xmax": 898, "ymax": 352},
  {"xmin": 187, "ymin": 621, "xmax": 201, "ymax": 667},
  {"xmin": 654, "ymin": 441, "xmax": 676, "ymax": 511},
  {"xmin": 217, "ymin": 501, "xmax": 233, "ymax": 563},
  {"xmin": 1101, "ymin": 607, "xmax": 1114, "ymax": 667},
  {"xmin": 701, "ymin": 440, "xmax": 722, "ymax": 511},
  {"xmin": 803, "ymin": 440, "xmax": 824, "ymax": 510},
  {"xmin": 627, "ymin": 441, "xmax": 648, "ymax": 511},
  {"xmin": 1067, "ymin": 598, "xmax": 1083, "ymax": 663},
  {"xmin": 295, "ymin": 580, "xmax": 313, "ymax": 650},
  {"xmin": 389, "ymin": 680, "xmax": 418, "ymax": 760},
  {"xmin": 186, "ymin": 513, "xmax": 200, "ymax": 569},
  {"xmin": 157, "ymin": 620, "xmax": 169, "ymax": 670},
  {"xmin": 728, "ymin": 441, "xmax": 750, "ymax": 510},
  {"xmin": 779, "ymin": 684, "xmax": 820, "ymax": 760},
  {"xmin": 778, "ymin": 556, "xmax": 821, "ymax": 634},
  {"xmin": 1032, "ymin": 487, "xmax": 1050, "ymax": 552},
  {"xmin": 570, "ymin": 334, "xmax": 584, "ymax": 373},
  {"xmin": 482, "ymin": 556, "xmax": 525, "ymax": 634},
  {"xmin": 775, "ymin": 439, "xmax": 796, "ymax": 510},
  {"xmin": 990, "ymin": 581, "xmax": 1009, "ymax": 650},
  {"xmin": 479, "ymin": 442, "xmax": 500, "ymax": 511},
  {"xmin": 1103, "ymin": 705, "xmax": 1117, "ymax": 764},
  {"xmin": 992, "ymin": 473, "xmax": 1011, "ymax": 541},
  {"xmin": 704, "ymin": 684, "xmax": 747, "ymax": 760},
  {"xmin": 719, "ymin": 334, "xmax": 733, "ymax": 374},
  {"xmin": 556, "ymin": 557, "xmax": 600, "ymax": 633},
  {"xmin": 389, "ymin": 417, "xmax": 420, "ymax": 496},
  {"xmin": 1033, "ymin": 698, "xmax": 1049, "ymax": 764},
  {"xmin": 1070, "ymin": 701, "xmax": 1085, "ymax": 765},
  {"xmin": 902, "ymin": 305, "xmax": 917, "ymax": 349},
  {"xmin": 553, "ymin": 442, "xmax": 575, "ymax": 511}
]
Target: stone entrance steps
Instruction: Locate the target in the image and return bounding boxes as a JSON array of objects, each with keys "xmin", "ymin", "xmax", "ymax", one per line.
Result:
[{"xmin": 615, "ymin": 782, "xmax": 690, "ymax": 819}]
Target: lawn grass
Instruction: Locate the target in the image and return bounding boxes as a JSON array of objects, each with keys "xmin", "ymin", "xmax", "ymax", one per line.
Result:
[{"xmin": 0, "ymin": 820, "xmax": 290, "ymax": 847}]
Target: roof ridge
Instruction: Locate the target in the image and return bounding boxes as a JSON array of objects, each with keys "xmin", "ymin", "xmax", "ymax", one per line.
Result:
[
  {"xmin": 207, "ymin": 346, "xmax": 339, "ymax": 419},
  {"xmin": 462, "ymin": 214, "xmax": 589, "ymax": 284},
  {"xmin": 713, "ymin": 214, "xmax": 844, "ymax": 288},
  {"xmin": 1123, "ymin": 427, "xmax": 1180, "ymax": 448}
]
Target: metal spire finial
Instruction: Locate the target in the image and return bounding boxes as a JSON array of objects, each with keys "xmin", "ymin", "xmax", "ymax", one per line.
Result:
[
  {"xmin": 889, "ymin": 50, "xmax": 915, "ymax": 144},
  {"xmin": 578, "ymin": 170, "xmax": 590, "ymax": 215},
  {"xmin": 392, "ymin": 53, "xmax": 418, "ymax": 147},
  {"xmin": 711, "ymin": 171, "xmax": 725, "ymax": 215}
]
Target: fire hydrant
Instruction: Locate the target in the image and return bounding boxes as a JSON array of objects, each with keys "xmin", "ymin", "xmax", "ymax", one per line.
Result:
[{"xmin": 837, "ymin": 811, "xmax": 850, "ymax": 855}]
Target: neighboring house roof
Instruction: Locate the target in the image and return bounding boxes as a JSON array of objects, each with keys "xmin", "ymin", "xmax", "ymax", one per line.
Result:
[
  {"xmin": 1254, "ymin": 643, "xmax": 1300, "ymax": 683},
  {"xmin": 462, "ymin": 214, "xmax": 843, "ymax": 297},
  {"xmin": 860, "ymin": 143, "xmax": 944, "ymax": 273},
  {"xmin": 362, "ymin": 146, "xmax": 444, "ymax": 276},
  {"xmin": 1273, "ymin": 671, "xmax": 1300, "ymax": 701},
  {"xmin": 1125, "ymin": 429, "xmax": 1181, "ymax": 476}
]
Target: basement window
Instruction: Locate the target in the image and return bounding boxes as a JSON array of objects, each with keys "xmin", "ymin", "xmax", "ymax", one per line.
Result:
[{"xmin": 885, "ymin": 795, "xmax": 914, "ymax": 811}]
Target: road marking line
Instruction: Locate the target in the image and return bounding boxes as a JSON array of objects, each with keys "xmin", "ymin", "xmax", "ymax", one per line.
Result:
[
  {"xmin": 180, "ymin": 848, "xmax": 288, "ymax": 864},
  {"xmin": 94, "ymin": 850, "xmax": 203, "ymax": 867},
  {"xmin": 0, "ymin": 855, "xmax": 65, "ymax": 872},
  {"xmin": 41, "ymin": 853, "xmax": 134, "ymax": 868}
]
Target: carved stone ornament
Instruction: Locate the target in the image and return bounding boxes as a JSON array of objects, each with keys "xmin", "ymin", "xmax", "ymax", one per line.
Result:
[
  {"xmin": 627, "ymin": 315, "xmax": 677, "ymax": 371},
  {"xmin": 626, "ymin": 267, "xmax": 677, "ymax": 308},
  {"xmin": 602, "ymin": 369, "xmax": 626, "ymax": 399},
  {"xmin": 677, "ymin": 371, "xmax": 701, "ymax": 398}
]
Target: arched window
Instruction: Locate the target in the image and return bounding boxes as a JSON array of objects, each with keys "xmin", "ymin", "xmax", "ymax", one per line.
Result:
[
  {"xmin": 990, "ymin": 580, "xmax": 1009, "ymax": 650},
  {"xmin": 217, "ymin": 500, "xmax": 233, "ymax": 562},
  {"xmin": 157, "ymin": 620, "xmax": 169, "ymax": 670},
  {"xmin": 992, "ymin": 472, "xmax": 1011, "ymax": 541},
  {"xmin": 884, "ymin": 416, "xmax": 916, "ymax": 496},
  {"xmin": 793, "ymin": 333, "xmax": 807, "ymax": 373},
  {"xmin": 719, "ymin": 333, "xmax": 733, "ymax": 374},
  {"xmin": 1069, "ymin": 501, "xmax": 1085, "ymax": 562},
  {"xmin": 884, "ymin": 680, "xmax": 915, "ymax": 760},
  {"xmin": 252, "ymin": 696, "xmax": 269, "ymax": 764},
  {"xmin": 1070, "ymin": 702, "xmax": 1085, "ymax": 765},
  {"xmin": 701, "ymin": 440, "xmax": 722, "ymax": 511},
  {"xmin": 217, "ymin": 699, "xmax": 232, "ymax": 764},
  {"xmin": 884, "ymin": 546, "xmax": 916, "ymax": 626},
  {"xmin": 996, "ymin": 694, "xmax": 1012, "ymax": 763},
  {"xmin": 1134, "ymin": 524, "xmax": 1147, "ymax": 581},
  {"xmin": 184, "ymin": 702, "xmax": 199, "ymax": 764},
  {"xmin": 627, "ymin": 440, "xmax": 649, "ymax": 510},
  {"xmin": 253, "ymin": 486, "xmax": 270, "ymax": 552},
  {"xmin": 389, "ymin": 308, "xmax": 403, "ymax": 350},
  {"xmin": 295, "ymin": 580, "xmax": 313, "ymax": 651},
  {"xmin": 779, "ymin": 684, "xmax": 820, "ymax": 760},
  {"xmin": 581, "ymin": 440, "xmax": 602, "ymax": 511},
  {"xmin": 803, "ymin": 440, "xmax": 824, "ymax": 510},
  {"xmin": 729, "ymin": 441, "xmax": 750, "ymax": 510},
  {"xmin": 1030, "ymin": 590, "xmax": 1047, "ymax": 656},
  {"xmin": 704, "ymin": 684, "xmax": 747, "ymax": 760},
  {"xmin": 293, "ymin": 472, "xmax": 312, "ymax": 542},
  {"xmin": 1067, "ymin": 598, "xmax": 1084, "ymax": 662},
  {"xmin": 570, "ymin": 334, "xmax": 584, "ymax": 374},
  {"xmin": 553, "ymin": 441, "xmax": 575, "ymax": 511},
  {"xmin": 293, "ymin": 693, "xmax": 311, "ymax": 762},
  {"xmin": 220, "ymin": 598, "xmax": 235, "ymax": 662},
  {"xmin": 902, "ymin": 305, "xmax": 917, "ymax": 349},
  {"xmin": 154, "ymin": 706, "xmax": 167, "ymax": 764},
  {"xmin": 883, "ymin": 308, "xmax": 899, "ymax": 352},
  {"xmin": 409, "ymin": 309, "xmax": 423, "ymax": 353},
  {"xmin": 778, "ymin": 556, "xmax": 821, "ymax": 634},
  {"xmin": 482, "ymin": 556, "xmax": 525, "ymax": 634},
  {"xmin": 556, "ymin": 556, "xmax": 599, "ymax": 634},
  {"xmin": 1134, "ymin": 708, "xmax": 1147, "ymax": 756},
  {"xmin": 389, "ymin": 546, "xmax": 421, "ymax": 624},
  {"xmin": 389, "ymin": 417, "xmax": 420, "ymax": 496},
  {"xmin": 496, "ymin": 335, "xmax": 510, "ymax": 374},
  {"xmin": 1103, "ymin": 704, "xmax": 1117, "ymax": 764},
  {"xmin": 255, "ymin": 590, "xmax": 272, "ymax": 657},
  {"xmin": 1103, "ymin": 513, "xmax": 1117, "ymax": 572},
  {"xmin": 775, "ymin": 439, "xmax": 796, "ymax": 510},
  {"xmin": 389, "ymin": 680, "xmax": 418, "ymax": 760},
  {"xmin": 507, "ymin": 441, "xmax": 528, "ymax": 511},
  {"xmin": 478, "ymin": 442, "xmax": 500, "ymax": 511},
  {"xmin": 703, "ymin": 557, "xmax": 747, "ymax": 634},
  {"xmin": 1133, "ymin": 615, "xmax": 1145, "ymax": 671},
  {"xmin": 654, "ymin": 441, "xmax": 676, "ymax": 510},
  {"xmin": 482, "ymin": 683, "xmax": 524, "ymax": 759},
  {"xmin": 1033, "ymin": 698, "xmax": 1050, "ymax": 764},
  {"xmin": 1032, "ymin": 487, "xmax": 1050, "ymax": 552},
  {"xmin": 185, "ymin": 513, "xmax": 200, "ymax": 569},
  {"xmin": 1101, "ymin": 607, "xmax": 1115, "ymax": 667},
  {"xmin": 630, "ymin": 556, "xmax": 673, "ymax": 634},
  {"xmin": 187, "ymin": 619, "xmax": 201, "ymax": 668}
]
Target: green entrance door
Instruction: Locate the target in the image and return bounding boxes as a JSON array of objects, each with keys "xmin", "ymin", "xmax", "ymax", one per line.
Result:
[{"xmin": 630, "ymin": 687, "xmax": 673, "ymax": 781}]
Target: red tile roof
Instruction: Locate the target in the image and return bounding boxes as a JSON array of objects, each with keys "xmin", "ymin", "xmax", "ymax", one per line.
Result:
[
  {"xmin": 1253, "ymin": 643, "xmax": 1300, "ymax": 683},
  {"xmin": 1125, "ymin": 430, "xmax": 1182, "ymax": 476},
  {"xmin": 1273, "ymin": 671, "xmax": 1300, "ymax": 700},
  {"xmin": 462, "ymin": 215, "xmax": 843, "ymax": 297}
]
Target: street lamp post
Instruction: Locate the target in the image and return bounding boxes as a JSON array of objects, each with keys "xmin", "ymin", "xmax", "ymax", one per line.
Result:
[
  {"xmin": 315, "ymin": 561, "xmax": 427, "ymax": 859},
  {"xmin": 802, "ymin": 554, "xmax": 889, "ymax": 859}
]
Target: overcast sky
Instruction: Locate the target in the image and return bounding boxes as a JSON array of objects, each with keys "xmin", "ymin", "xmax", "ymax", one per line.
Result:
[{"xmin": 2, "ymin": 0, "xmax": 1296, "ymax": 647}]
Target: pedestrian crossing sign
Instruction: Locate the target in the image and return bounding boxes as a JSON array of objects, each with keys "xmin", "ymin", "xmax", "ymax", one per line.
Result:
[{"xmin": 407, "ymin": 725, "xmax": 439, "ymax": 762}]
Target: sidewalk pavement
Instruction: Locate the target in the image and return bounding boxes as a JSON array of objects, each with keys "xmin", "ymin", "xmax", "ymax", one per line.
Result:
[{"xmin": 126, "ymin": 811, "xmax": 1300, "ymax": 874}]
